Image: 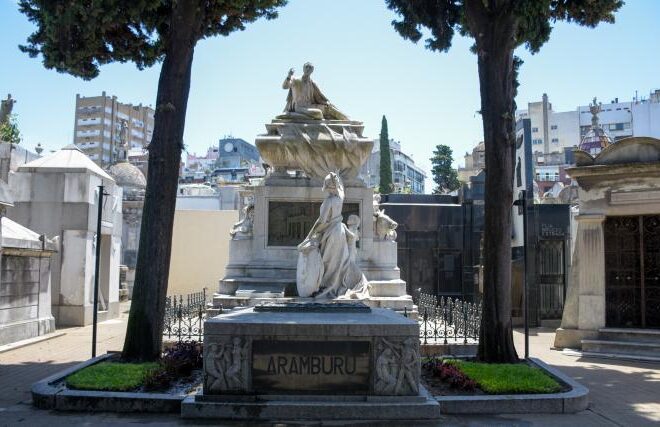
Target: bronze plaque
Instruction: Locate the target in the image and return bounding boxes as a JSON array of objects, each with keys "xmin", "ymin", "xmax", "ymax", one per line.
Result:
[
  {"xmin": 267, "ymin": 201, "xmax": 360, "ymax": 246},
  {"xmin": 252, "ymin": 340, "xmax": 370, "ymax": 394}
]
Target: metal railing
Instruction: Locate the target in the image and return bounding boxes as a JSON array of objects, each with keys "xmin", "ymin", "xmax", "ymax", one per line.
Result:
[
  {"xmin": 163, "ymin": 289, "xmax": 208, "ymax": 343},
  {"xmin": 409, "ymin": 292, "xmax": 482, "ymax": 345}
]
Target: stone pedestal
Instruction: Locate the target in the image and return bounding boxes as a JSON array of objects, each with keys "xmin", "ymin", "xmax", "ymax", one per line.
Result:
[{"xmin": 181, "ymin": 304, "xmax": 440, "ymax": 421}]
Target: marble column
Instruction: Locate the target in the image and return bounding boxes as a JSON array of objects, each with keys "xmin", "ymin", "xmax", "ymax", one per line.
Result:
[{"xmin": 554, "ymin": 214, "xmax": 605, "ymax": 348}]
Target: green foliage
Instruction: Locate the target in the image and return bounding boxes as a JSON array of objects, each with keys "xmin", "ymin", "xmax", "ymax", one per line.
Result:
[
  {"xmin": 385, "ymin": 0, "xmax": 623, "ymax": 54},
  {"xmin": 447, "ymin": 360, "xmax": 562, "ymax": 394},
  {"xmin": 386, "ymin": 0, "xmax": 622, "ymax": 363},
  {"xmin": 19, "ymin": 0, "xmax": 287, "ymax": 80},
  {"xmin": 430, "ymin": 144, "xmax": 459, "ymax": 194},
  {"xmin": 379, "ymin": 115, "xmax": 393, "ymax": 194},
  {"xmin": 0, "ymin": 115, "xmax": 21, "ymax": 144},
  {"xmin": 19, "ymin": 0, "xmax": 288, "ymax": 362},
  {"xmin": 66, "ymin": 362, "xmax": 159, "ymax": 392}
]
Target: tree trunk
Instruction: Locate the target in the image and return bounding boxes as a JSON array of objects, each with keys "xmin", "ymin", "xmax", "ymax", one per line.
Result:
[
  {"xmin": 122, "ymin": 2, "xmax": 201, "ymax": 361},
  {"xmin": 467, "ymin": 1, "xmax": 519, "ymax": 363}
]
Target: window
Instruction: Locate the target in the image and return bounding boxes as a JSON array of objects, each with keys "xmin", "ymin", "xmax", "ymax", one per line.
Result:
[
  {"xmin": 550, "ymin": 125, "xmax": 558, "ymax": 130},
  {"xmin": 551, "ymin": 138, "xmax": 559, "ymax": 143},
  {"xmin": 533, "ymin": 138, "xmax": 543, "ymax": 145},
  {"xmin": 532, "ymin": 127, "xmax": 539, "ymax": 133},
  {"xmin": 609, "ymin": 123, "xmax": 625, "ymax": 131}
]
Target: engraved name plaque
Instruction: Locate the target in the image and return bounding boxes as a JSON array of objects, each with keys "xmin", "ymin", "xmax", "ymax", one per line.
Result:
[
  {"xmin": 267, "ymin": 201, "xmax": 360, "ymax": 246},
  {"xmin": 252, "ymin": 340, "xmax": 370, "ymax": 394}
]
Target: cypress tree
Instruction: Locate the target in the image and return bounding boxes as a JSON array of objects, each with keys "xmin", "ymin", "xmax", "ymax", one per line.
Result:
[
  {"xmin": 378, "ymin": 115, "xmax": 393, "ymax": 194},
  {"xmin": 386, "ymin": 0, "xmax": 622, "ymax": 362}
]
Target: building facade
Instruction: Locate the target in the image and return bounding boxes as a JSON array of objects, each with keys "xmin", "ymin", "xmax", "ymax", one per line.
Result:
[
  {"xmin": 517, "ymin": 88, "xmax": 660, "ymax": 154},
  {"xmin": 457, "ymin": 141, "xmax": 485, "ymax": 183},
  {"xmin": 73, "ymin": 92, "xmax": 155, "ymax": 167},
  {"xmin": 214, "ymin": 137, "xmax": 261, "ymax": 184},
  {"xmin": 361, "ymin": 139, "xmax": 427, "ymax": 193}
]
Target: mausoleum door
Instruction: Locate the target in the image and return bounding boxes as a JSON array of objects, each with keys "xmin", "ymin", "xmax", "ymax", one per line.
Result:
[
  {"xmin": 604, "ymin": 215, "xmax": 660, "ymax": 329},
  {"xmin": 536, "ymin": 239, "xmax": 566, "ymax": 320}
]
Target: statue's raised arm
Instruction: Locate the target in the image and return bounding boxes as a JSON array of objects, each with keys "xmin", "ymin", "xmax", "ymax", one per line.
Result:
[
  {"xmin": 278, "ymin": 63, "xmax": 349, "ymax": 121},
  {"xmin": 282, "ymin": 68, "xmax": 295, "ymax": 90}
]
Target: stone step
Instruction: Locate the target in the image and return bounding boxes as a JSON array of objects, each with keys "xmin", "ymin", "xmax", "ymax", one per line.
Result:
[
  {"xmin": 368, "ymin": 279, "xmax": 407, "ymax": 297},
  {"xmin": 563, "ymin": 348, "xmax": 660, "ymax": 363},
  {"xmin": 181, "ymin": 392, "xmax": 441, "ymax": 421},
  {"xmin": 226, "ymin": 266, "xmax": 402, "ymax": 282},
  {"xmin": 363, "ymin": 296, "xmax": 414, "ymax": 311},
  {"xmin": 212, "ymin": 295, "xmax": 295, "ymax": 309},
  {"xmin": 581, "ymin": 338, "xmax": 660, "ymax": 359},
  {"xmin": 219, "ymin": 277, "xmax": 296, "ymax": 296},
  {"xmin": 211, "ymin": 293, "xmax": 416, "ymax": 316},
  {"xmin": 598, "ymin": 328, "xmax": 660, "ymax": 344},
  {"xmin": 226, "ymin": 266, "xmax": 297, "ymax": 280}
]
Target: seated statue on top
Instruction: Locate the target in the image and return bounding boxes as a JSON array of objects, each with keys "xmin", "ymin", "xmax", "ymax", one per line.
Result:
[{"xmin": 277, "ymin": 62, "xmax": 349, "ymax": 121}]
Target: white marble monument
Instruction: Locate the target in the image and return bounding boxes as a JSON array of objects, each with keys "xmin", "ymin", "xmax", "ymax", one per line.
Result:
[{"xmin": 211, "ymin": 63, "xmax": 412, "ymax": 314}]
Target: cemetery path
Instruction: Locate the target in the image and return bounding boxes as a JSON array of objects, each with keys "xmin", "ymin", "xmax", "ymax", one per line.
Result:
[{"xmin": 0, "ymin": 306, "xmax": 659, "ymax": 426}]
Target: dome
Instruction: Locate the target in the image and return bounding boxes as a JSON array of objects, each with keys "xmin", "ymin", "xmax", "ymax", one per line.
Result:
[
  {"xmin": 578, "ymin": 127, "xmax": 612, "ymax": 156},
  {"xmin": 107, "ymin": 161, "xmax": 146, "ymax": 189},
  {"xmin": 578, "ymin": 97, "xmax": 613, "ymax": 156}
]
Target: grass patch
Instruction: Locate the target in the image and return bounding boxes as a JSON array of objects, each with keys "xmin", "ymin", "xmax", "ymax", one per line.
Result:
[
  {"xmin": 66, "ymin": 361, "xmax": 159, "ymax": 392},
  {"xmin": 448, "ymin": 360, "xmax": 562, "ymax": 394}
]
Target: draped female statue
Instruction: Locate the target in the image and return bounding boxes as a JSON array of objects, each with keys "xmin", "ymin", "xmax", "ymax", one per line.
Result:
[{"xmin": 296, "ymin": 172, "xmax": 369, "ymax": 299}]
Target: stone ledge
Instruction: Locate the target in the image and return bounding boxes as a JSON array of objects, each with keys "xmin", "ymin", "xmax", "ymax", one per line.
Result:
[
  {"xmin": 0, "ymin": 330, "xmax": 65, "ymax": 354},
  {"xmin": 434, "ymin": 358, "xmax": 589, "ymax": 414},
  {"xmin": 180, "ymin": 385, "xmax": 442, "ymax": 421},
  {"xmin": 31, "ymin": 352, "xmax": 185, "ymax": 413}
]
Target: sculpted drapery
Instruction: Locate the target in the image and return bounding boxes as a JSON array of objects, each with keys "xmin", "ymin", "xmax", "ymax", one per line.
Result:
[{"xmin": 296, "ymin": 172, "xmax": 369, "ymax": 299}]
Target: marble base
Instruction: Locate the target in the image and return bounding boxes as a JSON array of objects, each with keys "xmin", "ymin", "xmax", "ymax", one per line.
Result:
[
  {"xmin": 0, "ymin": 316, "xmax": 55, "ymax": 346},
  {"xmin": 553, "ymin": 327, "xmax": 599, "ymax": 349},
  {"xmin": 202, "ymin": 306, "xmax": 420, "ymax": 397},
  {"xmin": 181, "ymin": 386, "xmax": 441, "ymax": 421},
  {"xmin": 215, "ymin": 180, "xmax": 414, "ymax": 313}
]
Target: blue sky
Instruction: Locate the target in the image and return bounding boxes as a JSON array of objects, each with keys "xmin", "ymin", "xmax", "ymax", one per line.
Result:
[{"xmin": 1, "ymin": 0, "xmax": 659, "ymax": 191}]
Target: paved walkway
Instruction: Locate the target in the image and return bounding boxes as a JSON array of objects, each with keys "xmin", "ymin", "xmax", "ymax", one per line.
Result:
[{"xmin": 1, "ymin": 308, "xmax": 659, "ymax": 426}]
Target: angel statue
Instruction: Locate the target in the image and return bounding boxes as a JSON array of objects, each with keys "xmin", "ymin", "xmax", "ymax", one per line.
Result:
[
  {"xmin": 296, "ymin": 172, "xmax": 369, "ymax": 299},
  {"xmin": 278, "ymin": 62, "xmax": 349, "ymax": 121}
]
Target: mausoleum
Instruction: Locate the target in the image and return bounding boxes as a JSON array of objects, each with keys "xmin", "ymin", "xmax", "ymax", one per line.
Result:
[
  {"xmin": 0, "ymin": 216, "xmax": 57, "ymax": 345},
  {"xmin": 107, "ymin": 155, "xmax": 146, "ymax": 298},
  {"xmin": 7, "ymin": 145, "xmax": 123, "ymax": 326},
  {"xmin": 555, "ymin": 136, "xmax": 660, "ymax": 357}
]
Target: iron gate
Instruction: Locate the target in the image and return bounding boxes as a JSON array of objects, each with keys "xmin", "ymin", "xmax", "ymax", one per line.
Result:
[
  {"xmin": 604, "ymin": 215, "xmax": 660, "ymax": 328},
  {"xmin": 536, "ymin": 239, "xmax": 565, "ymax": 319}
]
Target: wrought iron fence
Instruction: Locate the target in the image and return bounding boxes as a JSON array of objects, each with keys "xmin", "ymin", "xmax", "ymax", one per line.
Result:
[
  {"xmin": 408, "ymin": 292, "xmax": 482, "ymax": 345},
  {"xmin": 163, "ymin": 289, "xmax": 208, "ymax": 342}
]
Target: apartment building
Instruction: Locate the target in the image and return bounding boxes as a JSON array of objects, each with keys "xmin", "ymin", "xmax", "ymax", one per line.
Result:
[
  {"xmin": 361, "ymin": 139, "xmax": 427, "ymax": 194},
  {"xmin": 517, "ymin": 88, "xmax": 660, "ymax": 154},
  {"xmin": 73, "ymin": 92, "xmax": 155, "ymax": 167}
]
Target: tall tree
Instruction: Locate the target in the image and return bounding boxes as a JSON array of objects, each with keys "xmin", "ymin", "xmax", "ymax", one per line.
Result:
[
  {"xmin": 19, "ymin": 0, "xmax": 287, "ymax": 361},
  {"xmin": 386, "ymin": 0, "xmax": 622, "ymax": 362},
  {"xmin": 379, "ymin": 115, "xmax": 393, "ymax": 193},
  {"xmin": 430, "ymin": 144, "xmax": 459, "ymax": 194}
]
